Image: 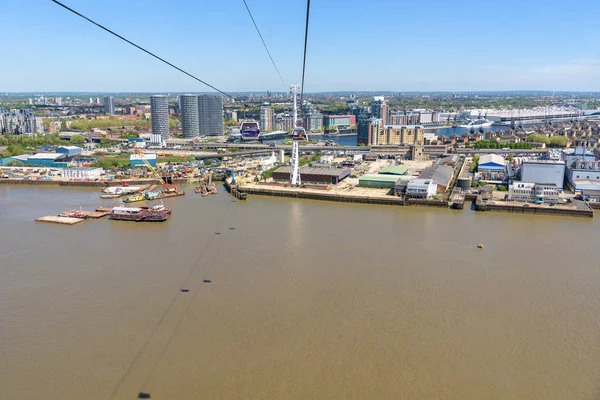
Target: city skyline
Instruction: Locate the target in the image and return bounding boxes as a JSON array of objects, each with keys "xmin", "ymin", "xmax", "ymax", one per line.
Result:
[{"xmin": 1, "ymin": 0, "xmax": 599, "ymax": 92}]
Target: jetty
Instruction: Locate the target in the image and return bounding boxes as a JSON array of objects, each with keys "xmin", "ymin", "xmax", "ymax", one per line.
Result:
[
  {"xmin": 35, "ymin": 216, "xmax": 85, "ymax": 225},
  {"xmin": 61, "ymin": 210, "xmax": 108, "ymax": 219}
]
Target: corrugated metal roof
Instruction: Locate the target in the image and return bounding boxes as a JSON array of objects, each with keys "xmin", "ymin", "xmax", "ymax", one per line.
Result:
[
  {"xmin": 28, "ymin": 153, "xmax": 66, "ymax": 160},
  {"xmin": 419, "ymin": 165, "xmax": 453, "ymax": 187},
  {"xmin": 479, "ymin": 154, "xmax": 506, "ymax": 166},
  {"xmin": 359, "ymin": 174, "xmax": 405, "ymax": 183},
  {"xmin": 379, "ymin": 165, "xmax": 408, "ymax": 175},
  {"xmin": 275, "ymin": 166, "xmax": 349, "ymax": 178}
]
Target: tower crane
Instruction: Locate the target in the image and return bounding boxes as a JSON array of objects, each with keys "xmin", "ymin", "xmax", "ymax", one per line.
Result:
[{"xmin": 133, "ymin": 148, "xmax": 179, "ymax": 194}]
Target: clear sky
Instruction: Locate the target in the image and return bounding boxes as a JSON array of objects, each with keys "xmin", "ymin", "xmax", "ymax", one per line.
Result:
[{"xmin": 2, "ymin": 0, "xmax": 599, "ymax": 92}]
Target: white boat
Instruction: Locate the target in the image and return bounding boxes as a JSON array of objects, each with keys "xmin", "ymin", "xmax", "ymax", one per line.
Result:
[
  {"xmin": 102, "ymin": 186, "xmax": 142, "ymax": 195},
  {"xmin": 459, "ymin": 119, "xmax": 494, "ymax": 128}
]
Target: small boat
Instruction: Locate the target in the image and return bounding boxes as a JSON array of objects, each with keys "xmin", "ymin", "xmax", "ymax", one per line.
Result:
[
  {"xmin": 145, "ymin": 190, "xmax": 162, "ymax": 200},
  {"xmin": 123, "ymin": 193, "xmax": 146, "ymax": 203},
  {"xmin": 477, "ymin": 244, "xmax": 484, "ymax": 249},
  {"xmin": 195, "ymin": 187, "xmax": 202, "ymax": 194},
  {"xmin": 59, "ymin": 208, "xmax": 87, "ymax": 219}
]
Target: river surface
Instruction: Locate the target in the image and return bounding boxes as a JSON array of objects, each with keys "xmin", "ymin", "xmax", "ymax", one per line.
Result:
[{"xmin": 2, "ymin": 185, "xmax": 600, "ymax": 399}]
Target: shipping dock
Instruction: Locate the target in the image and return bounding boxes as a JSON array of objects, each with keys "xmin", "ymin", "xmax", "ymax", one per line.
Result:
[{"xmin": 35, "ymin": 216, "xmax": 85, "ymax": 225}]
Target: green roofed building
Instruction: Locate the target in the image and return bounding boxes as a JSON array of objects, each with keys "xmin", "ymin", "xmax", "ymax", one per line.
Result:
[
  {"xmin": 358, "ymin": 174, "xmax": 412, "ymax": 188},
  {"xmin": 379, "ymin": 165, "xmax": 408, "ymax": 175}
]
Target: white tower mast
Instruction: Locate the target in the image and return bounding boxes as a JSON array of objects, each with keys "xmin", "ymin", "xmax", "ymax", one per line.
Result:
[{"xmin": 290, "ymin": 84, "xmax": 301, "ymax": 185}]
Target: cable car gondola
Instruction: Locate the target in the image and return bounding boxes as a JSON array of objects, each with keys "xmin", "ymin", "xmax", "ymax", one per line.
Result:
[
  {"xmin": 240, "ymin": 120, "xmax": 260, "ymax": 141},
  {"xmin": 292, "ymin": 127, "xmax": 307, "ymax": 141}
]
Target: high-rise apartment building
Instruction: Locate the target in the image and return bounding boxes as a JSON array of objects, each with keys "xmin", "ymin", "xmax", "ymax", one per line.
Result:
[
  {"xmin": 380, "ymin": 125, "xmax": 424, "ymax": 145},
  {"xmin": 260, "ymin": 105, "xmax": 273, "ymax": 132},
  {"xmin": 104, "ymin": 96, "xmax": 115, "ymax": 115},
  {"xmin": 150, "ymin": 95, "xmax": 169, "ymax": 140},
  {"xmin": 179, "ymin": 94, "xmax": 199, "ymax": 138},
  {"xmin": 304, "ymin": 112, "xmax": 324, "ymax": 132},
  {"xmin": 358, "ymin": 118, "xmax": 383, "ymax": 145},
  {"xmin": 371, "ymin": 96, "xmax": 389, "ymax": 124},
  {"xmin": 198, "ymin": 95, "xmax": 223, "ymax": 136},
  {"xmin": 0, "ymin": 109, "xmax": 43, "ymax": 134}
]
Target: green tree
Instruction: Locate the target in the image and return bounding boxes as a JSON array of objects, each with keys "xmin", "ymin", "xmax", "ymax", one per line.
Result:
[
  {"xmin": 224, "ymin": 119, "xmax": 238, "ymax": 127},
  {"xmin": 70, "ymin": 134, "xmax": 85, "ymax": 144},
  {"xmin": 60, "ymin": 120, "xmax": 67, "ymax": 131}
]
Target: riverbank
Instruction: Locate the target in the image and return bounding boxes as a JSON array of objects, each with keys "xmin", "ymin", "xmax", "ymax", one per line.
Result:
[
  {"xmin": 0, "ymin": 177, "xmax": 191, "ymax": 187},
  {"xmin": 235, "ymin": 182, "xmax": 449, "ymax": 208}
]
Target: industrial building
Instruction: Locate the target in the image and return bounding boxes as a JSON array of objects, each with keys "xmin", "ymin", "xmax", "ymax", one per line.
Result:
[
  {"xmin": 128, "ymin": 137, "xmax": 147, "ymax": 148},
  {"xmin": 0, "ymin": 152, "xmax": 68, "ymax": 168},
  {"xmin": 477, "ymin": 154, "xmax": 506, "ymax": 181},
  {"xmin": 406, "ymin": 179, "xmax": 437, "ymax": 199},
  {"xmin": 520, "ymin": 161, "xmax": 565, "ymax": 190},
  {"xmin": 129, "ymin": 153, "xmax": 157, "ymax": 167},
  {"xmin": 272, "ymin": 166, "xmax": 350, "ymax": 185},
  {"xmin": 359, "ymin": 174, "xmax": 411, "ymax": 189},
  {"xmin": 62, "ymin": 167, "xmax": 103, "ymax": 179},
  {"xmin": 419, "ymin": 164, "xmax": 454, "ymax": 193},
  {"xmin": 509, "ymin": 181, "xmax": 560, "ymax": 204},
  {"xmin": 56, "ymin": 146, "xmax": 82, "ymax": 157},
  {"xmin": 562, "ymin": 146, "xmax": 600, "ymax": 191},
  {"xmin": 378, "ymin": 165, "xmax": 408, "ymax": 175}
]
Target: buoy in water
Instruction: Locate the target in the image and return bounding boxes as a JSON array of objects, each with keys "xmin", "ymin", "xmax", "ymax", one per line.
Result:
[
  {"xmin": 203, "ymin": 279, "xmax": 212, "ymax": 283},
  {"xmin": 138, "ymin": 393, "xmax": 151, "ymax": 399},
  {"xmin": 477, "ymin": 244, "xmax": 484, "ymax": 249}
]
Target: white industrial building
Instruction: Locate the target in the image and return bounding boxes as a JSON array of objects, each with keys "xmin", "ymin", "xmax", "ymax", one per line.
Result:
[
  {"xmin": 520, "ymin": 161, "xmax": 565, "ymax": 190},
  {"xmin": 62, "ymin": 167, "xmax": 103, "ymax": 179},
  {"xmin": 562, "ymin": 146, "xmax": 600, "ymax": 191},
  {"xmin": 509, "ymin": 181, "xmax": 560, "ymax": 204},
  {"xmin": 406, "ymin": 179, "xmax": 437, "ymax": 199}
]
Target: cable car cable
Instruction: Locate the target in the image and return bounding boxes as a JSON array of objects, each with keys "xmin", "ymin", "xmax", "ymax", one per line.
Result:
[
  {"xmin": 299, "ymin": 0, "xmax": 311, "ymax": 114},
  {"xmin": 51, "ymin": 0, "xmax": 237, "ymax": 101},
  {"xmin": 241, "ymin": 0, "xmax": 286, "ymax": 86}
]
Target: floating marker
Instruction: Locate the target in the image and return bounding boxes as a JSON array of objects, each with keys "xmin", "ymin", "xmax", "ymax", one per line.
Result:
[
  {"xmin": 203, "ymin": 279, "xmax": 212, "ymax": 283},
  {"xmin": 138, "ymin": 393, "xmax": 151, "ymax": 399},
  {"xmin": 180, "ymin": 289, "xmax": 189, "ymax": 293}
]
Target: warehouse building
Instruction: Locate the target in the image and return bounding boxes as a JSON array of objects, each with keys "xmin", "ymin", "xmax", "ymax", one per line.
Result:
[
  {"xmin": 62, "ymin": 167, "xmax": 103, "ymax": 179},
  {"xmin": 520, "ymin": 161, "xmax": 565, "ymax": 190},
  {"xmin": 378, "ymin": 165, "xmax": 408, "ymax": 175},
  {"xmin": 1, "ymin": 152, "xmax": 70, "ymax": 168},
  {"xmin": 129, "ymin": 153, "xmax": 157, "ymax": 167},
  {"xmin": 272, "ymin": 166, "xmax": 350, "ymax": 185},
  {"xmin": 359, "ymin": 174, "xmax": 411, "ymax": 189},
  {"xmin": 477, "ymin": 154, "xmax": 506, "ymax": 181},
  {"xmin": 56, "ymin": 146, "xmax": 82, "ymax": 157},
  {"xmin": 419, "ymin": 164, "xmax": 454, "ymax": 193}
]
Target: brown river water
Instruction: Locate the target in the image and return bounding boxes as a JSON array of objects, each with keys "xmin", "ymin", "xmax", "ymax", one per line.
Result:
[{"xmin": 1, "ymin": 185, "xmax": 600, "ymax": 399}]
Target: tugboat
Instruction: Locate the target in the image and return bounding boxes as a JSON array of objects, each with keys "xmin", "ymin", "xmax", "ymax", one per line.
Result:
[{"xmin": 123, "ymin": 193, "xmax": 146, "ymax": 203}]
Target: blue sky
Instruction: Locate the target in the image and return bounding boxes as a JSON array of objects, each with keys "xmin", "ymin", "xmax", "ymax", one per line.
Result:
[{"xmin": 2, "ymin": 0, "xmax": 599, "ymax": 92}]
